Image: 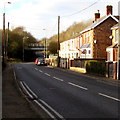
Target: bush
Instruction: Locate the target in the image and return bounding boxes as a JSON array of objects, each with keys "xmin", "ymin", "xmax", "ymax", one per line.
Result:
[{"xmin": 85, "ymin": 60, "xmax": 106, "ymax": 76}]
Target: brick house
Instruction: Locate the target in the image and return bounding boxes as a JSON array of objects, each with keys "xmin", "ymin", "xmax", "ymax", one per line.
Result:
[
  {"xmin": 79, "ymin": 5, "xmax": 119, "ymax": 59},
  {"xmin": 59, "ymin": 5, "xmax": 119, "ymax": 69},
  {"xmin": 106, "ymin": 24, "xmax": 119, "ymax": 79}
]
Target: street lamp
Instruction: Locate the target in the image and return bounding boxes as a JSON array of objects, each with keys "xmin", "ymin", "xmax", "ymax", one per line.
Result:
[
  {"xmin": 43, "ymin": 29, "xmax": 47, "ymax": 58},
  {"xmin": 23, "ymin": 37, "xmax": 29, "ymax": 61},
  {"xmin": 2, "ymin": 1, "xmax": 11, "ymax": 64},
  {"xmin": 57, "ymin": 16, "xmax": 60, "ymax": 67}
]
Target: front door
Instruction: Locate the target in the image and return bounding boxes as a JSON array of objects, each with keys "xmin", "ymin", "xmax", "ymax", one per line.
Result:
[{"xmin": 109, "ymin": 63, "xmax": 113, "ymax": 78}]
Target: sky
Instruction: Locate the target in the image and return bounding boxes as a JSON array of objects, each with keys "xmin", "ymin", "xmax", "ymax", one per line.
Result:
[{"xmin": 0, "ymin": 0, "xmax": 120, "ymax": 40}]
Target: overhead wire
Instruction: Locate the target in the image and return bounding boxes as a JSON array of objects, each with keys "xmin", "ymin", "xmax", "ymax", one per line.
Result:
[
  {"xmin": 9, "ymin": 0, "xmax": 101, "ymax": 40},
  {"xmin": 61, "ymin": 0, "xmax": 101, "ymax": 18},
  {"xmin": 41, "ymin": 0, "xmax": 101, "ymax": 39},
  {"xmin": 59, "ymin": 0, "xmax": 101, "ymax": 37}
]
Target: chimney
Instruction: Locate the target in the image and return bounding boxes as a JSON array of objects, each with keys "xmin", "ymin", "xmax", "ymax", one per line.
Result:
[
  {"xmin": 106, "ymin": 5, "xmax": 112, "ymax": 15},
  {"xmin": 95, "ymin": 10, "xmax": 100, "ymax": 21}
]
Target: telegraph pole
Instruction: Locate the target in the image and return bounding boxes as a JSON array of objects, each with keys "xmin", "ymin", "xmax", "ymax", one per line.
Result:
[
  {"xmin": 57, "ymin": 16, "xmax": 60, "ymax": 67},
  {"xmin": 6, "ymin": 22, "xmax": 9, "ymax": 59},
  {"xmin": 2, "ymin": 2, "xmax": 11, "ymax": 65},
  {"xmin": 44, "ymin": 37, "xmax": 47, "ymax": 58},
  {"xmin": 23, "ymin": 37, "xmax": 25, "ymax": 61},
  {"xmin": 43, "ymin": 29, "xmax": 47, "ymax": 58},
  {"xmin": 2, "ymin": 13, "xmax": 5, "ymax": 65}
]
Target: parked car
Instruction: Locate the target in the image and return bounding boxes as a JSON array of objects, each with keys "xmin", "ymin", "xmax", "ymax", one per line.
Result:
[{"xmin": 35, "ymin": 57, "xmax": 47, "ymax": 66}]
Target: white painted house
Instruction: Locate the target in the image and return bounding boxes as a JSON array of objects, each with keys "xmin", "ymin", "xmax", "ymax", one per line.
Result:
[{"xmin": 59, "ymin": 37, "xmax": 80, "ymax": 60}]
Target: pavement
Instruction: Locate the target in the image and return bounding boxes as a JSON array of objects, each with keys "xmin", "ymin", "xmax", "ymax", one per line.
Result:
[{"xmin": 2, "ymin": 63, "xmax": 49, "ymax": 119}]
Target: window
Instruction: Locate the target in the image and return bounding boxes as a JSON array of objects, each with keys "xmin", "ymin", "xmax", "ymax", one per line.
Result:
[
  {"xmin": 88, "ymin": 50, "xmax": 91, "ymax": 54},
  {"xmin": 74, "ymin": 53, "xmax": 76, "ymax": 57},
  {"xmin": 76, "ymin": 53, "xmax": 78, "ymax": 58},
  {"xmin": 72, "ymin": 53, "xmax": 74, "ymax": 58},
  {"xmin": 68, "ymin": 53, "xmax": 70, "ymax": 58},
  {"xmin": 107, "ymin": 51, "xmax": 110, "ymax": 61}
]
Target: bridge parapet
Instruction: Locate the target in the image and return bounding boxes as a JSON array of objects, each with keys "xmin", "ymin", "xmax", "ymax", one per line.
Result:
[{"xmin": 25, "ymin": 44, "xmax": 46, "ymax": 51}]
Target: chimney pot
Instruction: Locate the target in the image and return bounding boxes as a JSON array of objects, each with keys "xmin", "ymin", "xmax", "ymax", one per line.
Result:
[
  {"xmin": 106, "ymin": 5, "xmax": 113, "ymax": 15},
  {"xmin": 95, "ymin": 10, "xmax": 100, "ymax": 21}
]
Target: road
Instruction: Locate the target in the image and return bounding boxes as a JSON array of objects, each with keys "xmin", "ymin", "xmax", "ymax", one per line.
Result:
[{"xmin": 13, "ymin": 63, "xmax": 120, "ymax": 119}]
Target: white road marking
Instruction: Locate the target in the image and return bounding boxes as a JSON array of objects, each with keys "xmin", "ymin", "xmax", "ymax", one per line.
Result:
[
  {"xmin": 23, "ymin": 81, "xmax": 38, "ymax": 98},
  {"xmin": 35, "ymin": 68, "xmax": 38, "ymax": 71},
  {"xmin": 44, "ymin": 73, "xmax": 51, "ymax": 77},
  {"xmin": 34, "ymin": 100, "xmax": 56, "ymax": 119},
  {"xmin": 39, "ymin": 70, "xmax": 43, "ymax": 73},
  {"xmin": 53, "ymin": 77, "xmax": 64, "ymax": 82},
  {"xmin": 68, "ymin": 82, "xmax": 88, "ymax": 90},
  {"xmin": 39, "ymin": 99, "xmax": 65, "ymax": 119},
  {"xmin": 13, "ymin": 71, "xmax": 17, "ymax": 80},
  {"xmin": 99, "ymin": 93, "xmax": 120, "ymax": 102},
  {"xmin": 20, "ymin": 81, "xmax": 34, "ymax": 99}
]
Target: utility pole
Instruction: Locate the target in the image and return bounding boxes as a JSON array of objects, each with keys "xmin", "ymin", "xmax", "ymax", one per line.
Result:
[
  {"xmin": 57, "ymin": 16, "xmax": 60, "ymax": 67},
  {"xmin": 23, "ymin": 37, "xmax": 25, "ymax": 61},
  {"xmin": 2, "ymin": 2, "xmax": 11, "ymax": 65},
  {"xmin": 44, "ymin": 37, "xmax": 47, "ymax": 58},
  {"xmin": 6, "ymin": 22, "xmax": 9, "ymax": 59},
  {"xmin": 23, "ymin": 37, "xmax": 29, "ymax": 62},
  {"xmin": 118, "ymin": 1, "xmax": 120, "ymax": 80},
  {"xmin": 45, "ymin": 38, "xmax": 47, "ymax": 58},
  {"xmin": 43, "ymin": 29, "xmax": 47, "ymax": 58},
  {"xmin": 2, "ymin": 13, "xmax": 5, "ymax": 65}
]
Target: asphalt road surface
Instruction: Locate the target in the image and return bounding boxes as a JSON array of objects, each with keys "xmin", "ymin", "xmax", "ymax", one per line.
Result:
[{"xmin": 13, "ymin": 63, "xmax": 120, "ymax": 119}]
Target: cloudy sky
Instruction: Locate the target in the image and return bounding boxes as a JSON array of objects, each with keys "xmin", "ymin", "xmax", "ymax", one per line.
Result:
[{"xmin": 0, "ymin": 0, "xmax": 119, "ymax": 40}]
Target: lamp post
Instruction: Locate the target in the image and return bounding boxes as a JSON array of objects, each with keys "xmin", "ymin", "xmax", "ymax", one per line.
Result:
[
  {"xmin": 43, "ymin": 29, "xmax": 47, "ymax": 58},
  {"xmin": 2, "ymin": 2, "xmax": 11, "ymax": 64},
  {"xmin": 6, "ymin": 22, "xmax": 10, "ymax": 59},
  {"xmin": 57, "ymin": 16, "xmax": 60, "ymax": 67}
]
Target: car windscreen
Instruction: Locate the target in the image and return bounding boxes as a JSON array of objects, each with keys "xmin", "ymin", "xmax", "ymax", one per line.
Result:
[{"xmin": 38, "ymin": 59, "xmax": 45, "ymax": 62}]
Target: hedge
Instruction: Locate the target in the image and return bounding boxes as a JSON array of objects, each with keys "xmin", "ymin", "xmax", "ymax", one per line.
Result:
[{"xmin": 85, "ymin": 60, "xmax": 106, "ymax": 76}]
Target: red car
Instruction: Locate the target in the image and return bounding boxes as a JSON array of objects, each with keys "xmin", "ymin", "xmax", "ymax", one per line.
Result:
[{"xmin": 35, "ymin": 58, "xmax": 47, "ymax": 66}]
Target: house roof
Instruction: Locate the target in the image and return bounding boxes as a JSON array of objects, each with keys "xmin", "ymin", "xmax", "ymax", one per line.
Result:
[
  {"xmin": 80, "ymin": 14, "xmax": 119, "ymax": 34},
  {"xmin": 80, "ymin": 43, "xmax": 91, "ymax": 49},
  {"xmin": 107, "ymin": 44, "xmax": 118, "ymax": 49},
  {"xmin": 111, "ymin": 23, "xmax": 119, "ymax": 30}
]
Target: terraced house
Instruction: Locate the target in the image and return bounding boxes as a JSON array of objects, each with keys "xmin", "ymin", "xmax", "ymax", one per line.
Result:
[
  {"xmin": 59, "ymin": 5, "xmax": 119, "ymax": 69},
  {"xmin": 106, "ymin": 23, "xmax": 119, "ymax": 79},
  {"xmin": 59, "ymin": 36, "xmax": 80, "ymax": 60},
  {"xmin": 79, "ymin": 5, "xmax": 118, "ymax": 59}
]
